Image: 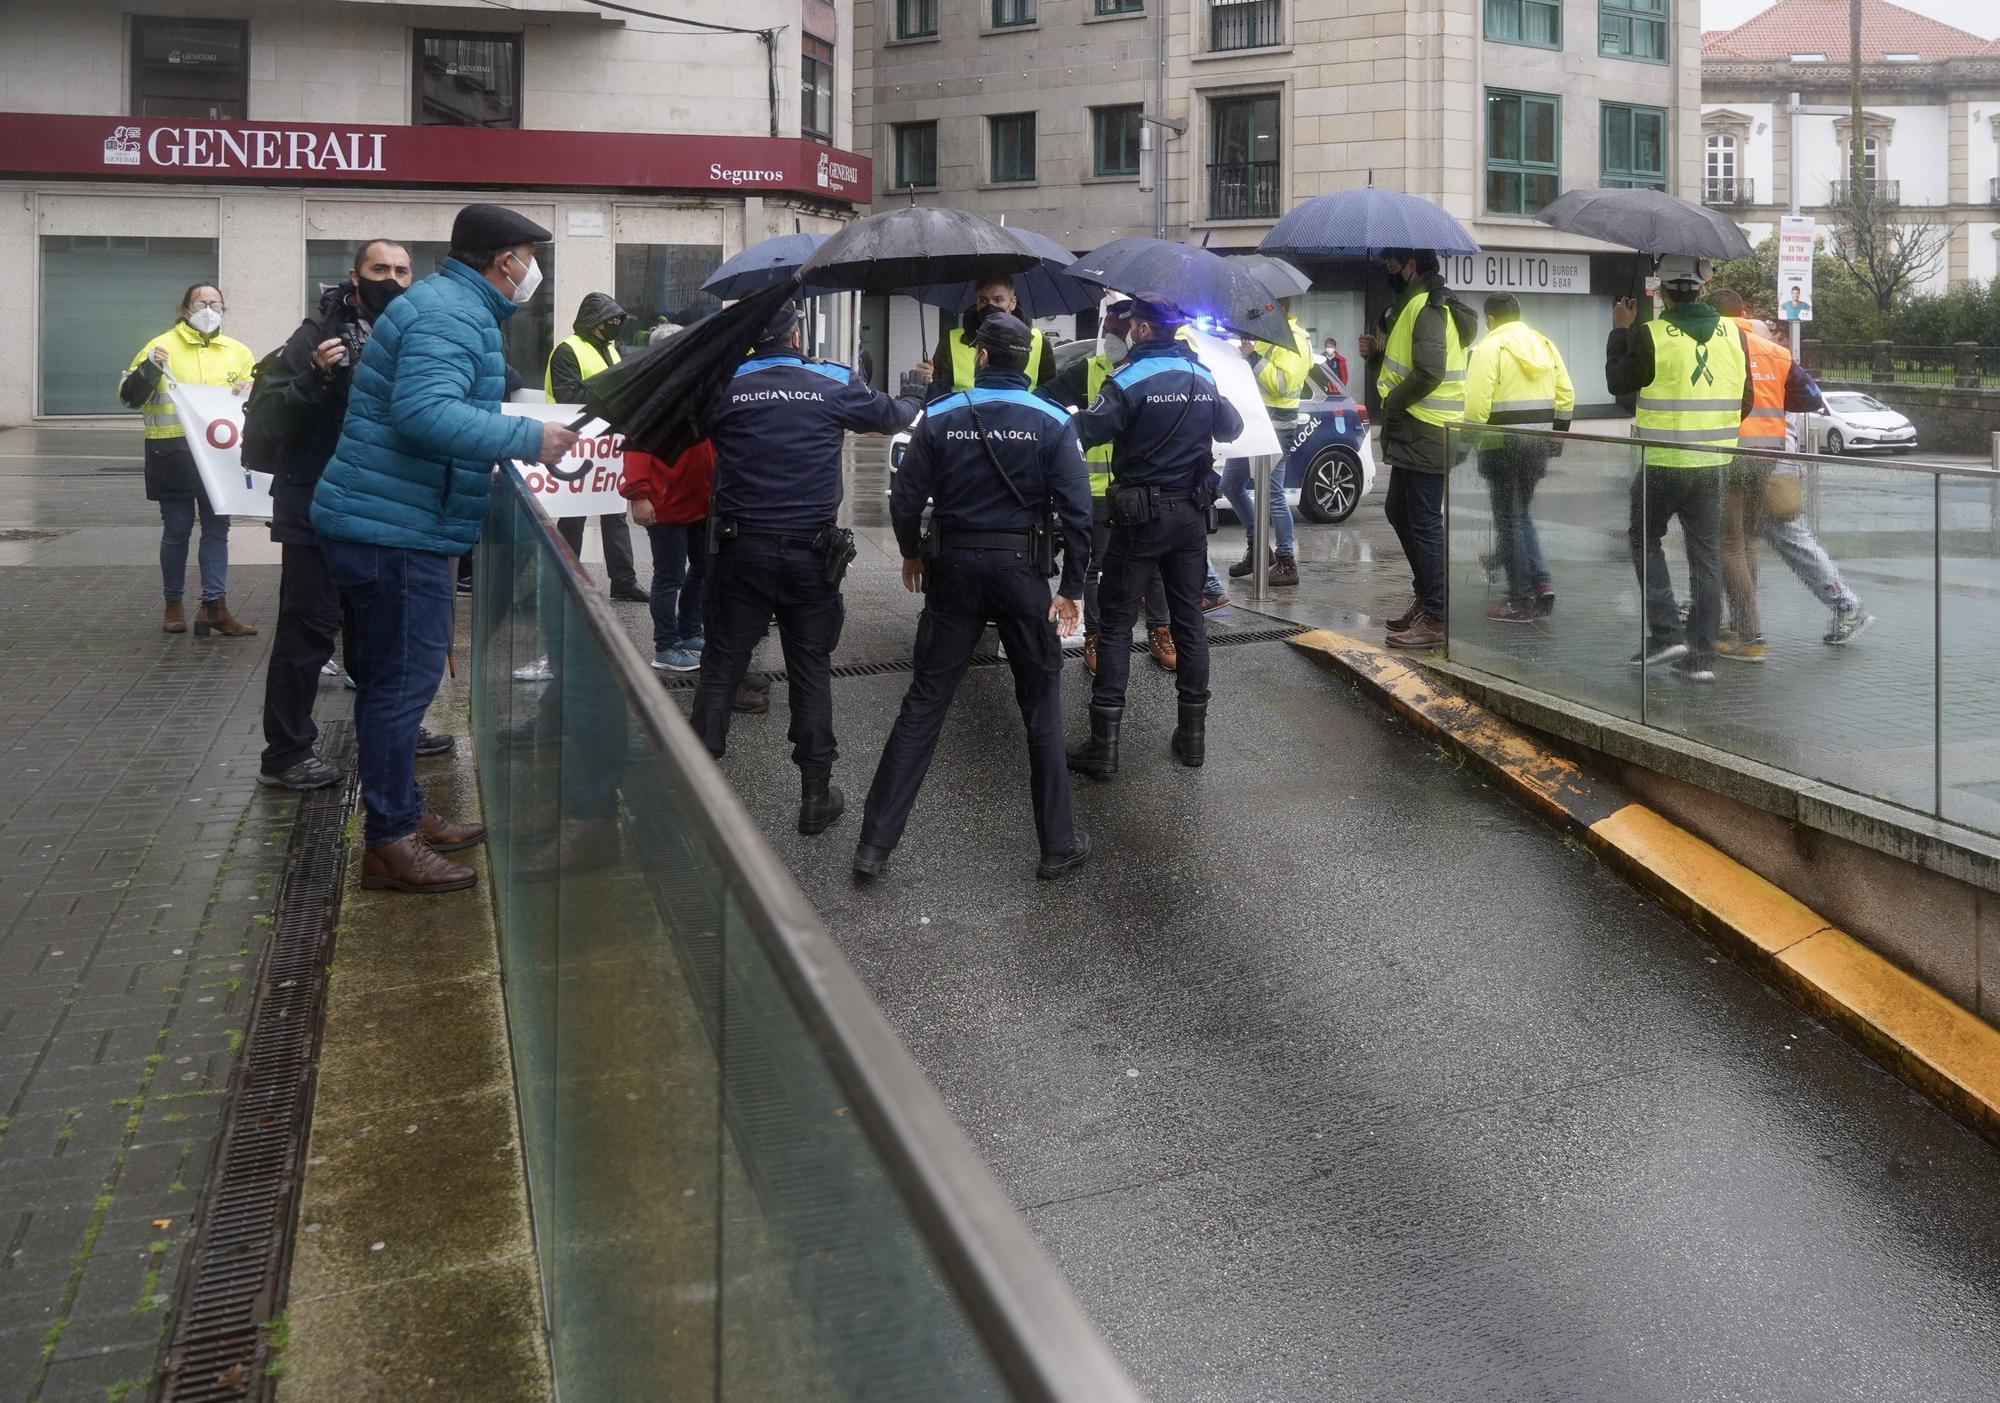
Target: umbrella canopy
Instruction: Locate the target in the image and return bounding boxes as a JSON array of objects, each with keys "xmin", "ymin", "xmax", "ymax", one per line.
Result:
[
  {"xmin": 905, "ymin": 227, "xmax": 1097, "ymax": 319},
  {"xmin": 1534, "ymin": 187, "xmax": 1753, "ymax": 260},
  {"xmin": 577, "ymin": 279, "xmax": 800, "ymax": 466},
  {"xmin": 801, "ymin": 206, "xmax": 1043, "ymax": 292},
  {"xmin": 1065, "ymin": 237, "xmax": 1289, "ymax": 344},
  {"xmin": 701, "ymin": 232, "xmax": 830, "ymax": 300},
  {"xmin": 1260, "ymin": 186, "xmax": 1480, "ymax": 257},
  {"xmin": 1228, "ymin": 252, "xmax": 1313, "ymax": 300}
]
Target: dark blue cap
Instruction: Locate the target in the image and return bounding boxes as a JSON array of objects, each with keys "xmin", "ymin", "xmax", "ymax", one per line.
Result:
[
  {"xmin": 754, "ymin": 300, "xmax": 801, "ymax": 346},
  {"xmin": 974, "ymin": 310, "xmax": 1033, "ymax": 356},
  {"xmin": 1128, "ymin": 295, "xmax": 1185, "ymax": 326}
]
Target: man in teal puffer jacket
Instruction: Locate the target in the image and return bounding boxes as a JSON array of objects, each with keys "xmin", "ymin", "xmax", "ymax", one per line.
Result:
[{"xmin": 313, "ymin": 203, "xmax": 577, "ymax": 894}]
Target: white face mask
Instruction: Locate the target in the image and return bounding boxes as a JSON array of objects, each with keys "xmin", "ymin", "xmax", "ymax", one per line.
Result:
[
  {"xmin": 503, "ymin": 252, "xmax": 543, "ymax": 305},
  {"xmin": 1100, "ymin": 332, "xmax": 1128, "ymax": 363},
  {"xmin": 188, "ymin": 307, "xmax": 224, "ymax": 336}
]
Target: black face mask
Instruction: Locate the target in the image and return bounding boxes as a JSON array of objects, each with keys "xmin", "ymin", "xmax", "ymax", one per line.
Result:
[
  {"xmin": 356, "ymin": 276, "xmax": 406, "ymax": 318},
  {"xmin": 963, "ymin": 304, "xmax": 998, "ymax": 335}
]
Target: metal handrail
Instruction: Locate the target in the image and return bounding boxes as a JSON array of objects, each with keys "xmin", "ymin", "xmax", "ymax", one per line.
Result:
[
  {"xmin": 490, "ymin": 466, "xmax": 1146, "ymax": 1403},
  {"xmin": 1481, "ymin": 423, "xmax": 1999, "ymax": 481}
]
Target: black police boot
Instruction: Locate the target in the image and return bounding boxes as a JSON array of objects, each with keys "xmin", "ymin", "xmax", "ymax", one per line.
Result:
[
  {"xmin": 1036, "ymin": 832, "xmax": 1091, "ymax": 881},
  {"xmin": 852, "ymin": 841, "xmax": 892, "ymax": 880},
  {"xmin": 1171, "ymin": 696, "xmax": 1208, "ymax": 768},
  {"xmin": 1065, "ymin": 705, "xmax": 1122, "ymax": 779},
  {"xmin": 798, "ymin": 776, "xmax": 846, "ymax": 835}
]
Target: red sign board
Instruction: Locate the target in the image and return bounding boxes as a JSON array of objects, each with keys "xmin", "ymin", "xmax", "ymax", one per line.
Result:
[{"xmin": 0, "ymin": 112, "xmax": 871, "ymax": 202}]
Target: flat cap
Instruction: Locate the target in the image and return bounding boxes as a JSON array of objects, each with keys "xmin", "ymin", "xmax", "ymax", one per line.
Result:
[
  {"xmin": 451, "ymin": 203, "xmax": 553, "ymax": 250},
  {"xmin": 974, "ymin": 310, "xmax": 1033, "ymax": 356}
]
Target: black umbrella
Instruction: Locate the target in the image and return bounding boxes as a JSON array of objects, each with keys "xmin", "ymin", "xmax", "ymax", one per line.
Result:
[
  {"xmin": 1065, "ymin": 237, "xmax": 1289, "ymax": 344},
  {"xmin": 905, "ymin": 227, "xmax": 1098, "ymax": 319},
  {"xmin": 800, "ymin": 206, "xmax": 1043, "ymax": 292},
  {"xmin": 557, "ymin": 278, "xmax": 800, "ymax": 474},
  {"xmin": 1228, "ymin": 252, "xmax": 1313, "ymax": 300},
  {"xmin": 702, "ymin": 232, "xmax": 832, "ymax": 300},
  {"xmin": 1534, "ymin": 187, "xmax": 1753, "ymax": 260}
]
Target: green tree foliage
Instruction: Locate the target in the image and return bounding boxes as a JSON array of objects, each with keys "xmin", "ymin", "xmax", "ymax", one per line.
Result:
[
  {"xmin": 1889, "ymin": 279, "xmax": 2000, "ymax": 346},
  {"xmin": 1710, "ymin": 236, "xmax": 1882, "ymax": 343}
]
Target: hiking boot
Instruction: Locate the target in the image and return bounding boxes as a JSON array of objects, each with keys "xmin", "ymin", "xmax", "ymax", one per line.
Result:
[
  {"xmin": 418, "ymin": 809, "xmax": 488, "ymax": 852},
  {"xmin": 1036, "ymin": 832, "xmax": 1092, "ymax": 881},
  {"xmin": 1824, "ymin": 605, "xmax": 1874, "ymax": 646},
  {"xmin": 1171, "ymin": 697, "xmax": 1206, "ymax": 768},
  {"xmin": 1066, "ymin": 705, "xmax": 1122, "ymax": 779},
  {"xmin": 256, "ymin": 756, "xmax": 343, "ymax": 791},
  {"xmin": 798, "ymin": 776, "xmax": 846, "ymax": 835},
  {"xmin": 1268, "ymin": 553, "xmax": 1300, "ymax": 587},
  {"xmin": 1083, "ymin": 632, "xmax": 1100, "ymax": 675},
  {"xmin": 1228, "ymin": 547, "xmax": 1268, "ymax": 579},
  {"xmin": 1629, "ymin": 640, "xmax": 1689, "ymax": 667},
  {"xmin": 1716, "ymin": 635, "xmax": 1768, "ymax": 664},
  {"xmin": 360, "ymin": 834, "xmax": 476, "ymax": 894},
  {"xmin": 193, "ymin": 596, "xmax": 255, "ymax": 638},
  {"xmin": 416, "ymin": 727, "xmax": 456, "ymax": 757},
  {"xmin": 852, "ymin": 842, "xmax": 892, "ymax": 881},
  {"xmin": 733, "ymin": 682, "xmax": 770, "ymax": 714},
  {"xmin": 1386, "ymin": 612, "xmax": 1444, "ymax": 650},
  {"xmin": 1387, "ymin": 595, "xmax": 1424, "ymax": 631},
  {"xmin": 1485, "ymin": 600, "xmax": 1540, "ymax": 623},
  {"xmin": 1148, "ymin": 626, "xmax": 1177, "ymax": 671},
  {"xmin": 162, "ymin": 598, "xmax": 187, "ymax": 634}
]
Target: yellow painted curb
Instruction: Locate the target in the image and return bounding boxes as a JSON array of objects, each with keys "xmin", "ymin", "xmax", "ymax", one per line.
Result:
[{"xmin": 1288, "ymin": 626, "xmax": 2000, "ymax": 1141}]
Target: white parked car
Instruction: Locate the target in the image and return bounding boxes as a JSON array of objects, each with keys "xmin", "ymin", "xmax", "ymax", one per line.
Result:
[{"xmin": 1807, "ymin": 391, "xmax": 1919, "ymax": 455}]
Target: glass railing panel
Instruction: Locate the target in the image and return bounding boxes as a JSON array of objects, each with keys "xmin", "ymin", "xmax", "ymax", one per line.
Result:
[{"xmin": 1939, "ymin": 469, "xmax": 2000, "ymax": 832}]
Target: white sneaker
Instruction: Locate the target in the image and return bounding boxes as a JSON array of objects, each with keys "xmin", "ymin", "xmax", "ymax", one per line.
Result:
[{"xmin": 512, "ymin": 656, "xmax": 554, "ymax": 683}]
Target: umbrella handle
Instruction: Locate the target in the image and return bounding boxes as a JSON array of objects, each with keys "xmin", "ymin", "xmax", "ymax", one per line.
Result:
[{"xmin": 545, "ymin": 412, "xmax": 599, "ymax": 483}]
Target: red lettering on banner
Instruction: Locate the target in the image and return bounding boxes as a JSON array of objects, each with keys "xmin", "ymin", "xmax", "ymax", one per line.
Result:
[
  {"xmin": 206, "ymin": 418, "xmax": 238, "ymax": 450},
  {"xmin": 524, "ymin": 471, "xmax": 547, "ymax": 493}
]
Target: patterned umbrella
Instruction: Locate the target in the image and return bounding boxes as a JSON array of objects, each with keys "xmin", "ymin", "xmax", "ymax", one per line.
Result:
[{"xmin": 1260, "ymin": 186, "xmax": 1480, "ymax": 257}]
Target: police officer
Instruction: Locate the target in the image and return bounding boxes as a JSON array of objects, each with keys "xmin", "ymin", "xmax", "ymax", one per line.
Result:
[
  {"xmin": 1066, "ymin": 297, "xmax": 1243, "ymax": 778},
  {"xmin": 853, "ymin": 312, "xmax": 1094, "ymax": 881},
  {"xmin": 547, "ymin": 293, "xmax": 645, "ymax": 602},
  {"xmin": 689, "ymin": 300, "xmax": 921, "ymax": 834}
]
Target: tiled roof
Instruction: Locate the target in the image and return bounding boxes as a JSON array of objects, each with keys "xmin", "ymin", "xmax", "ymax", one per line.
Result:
[{"xmin": 1699, "ymin": 0, "xmax": 1990, "ymax": 61}]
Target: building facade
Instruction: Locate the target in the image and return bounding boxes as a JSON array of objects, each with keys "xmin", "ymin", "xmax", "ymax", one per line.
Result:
[
  {"xmin": 1700, "ymin": 0, "xmax": 2000, "ymax": 293},
  {"xmin": 856, "ymin": 0, "xmax": 1705, "ymax": 410},
  {"xmin": 0, "ymin": 0, "xmax": 871, "ymax": 424}
]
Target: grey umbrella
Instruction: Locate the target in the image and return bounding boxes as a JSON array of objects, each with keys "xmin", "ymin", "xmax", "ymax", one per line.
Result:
[
  {"xmin": 1229, "ymin": 253, "xmax": 1313, "ymax": 300},
  {"xmin": 800, "ymin": 206, "xmax": 1043, "ymax": 292},
  {"xmin": 1534, "ymin": 187, "xmax": 1753, "ymax": 260}
]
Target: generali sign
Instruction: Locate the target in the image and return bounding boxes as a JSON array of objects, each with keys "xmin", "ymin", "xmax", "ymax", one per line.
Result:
[{"xmin": 3, "ymin": 113, "xmax": 871, "ymax": 201}]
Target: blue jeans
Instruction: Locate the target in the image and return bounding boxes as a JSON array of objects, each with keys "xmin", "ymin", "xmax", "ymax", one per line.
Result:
[
  {"xmin": 645, "ymin": 520, "xmax": 707, "ymax": 651},
  {"xmin": 321, "ymin": 540, "xmax": 455, "ymax": 848},
  {"xmin": 1481, "ymin": 449, "xmax": 1551, "ymax": 605},
  {"xmin": 1220, "ymin": 457, "xmax": 1295, "ymax": 556},
  {"xmin": 159, "ymin": 496, "xmax": 230, "ymax": 602}
]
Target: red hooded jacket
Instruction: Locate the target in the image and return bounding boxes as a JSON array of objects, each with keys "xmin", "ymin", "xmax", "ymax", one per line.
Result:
[{"xmin": 620, "ymin": 440, "xmax": 716, "ymax": 526}]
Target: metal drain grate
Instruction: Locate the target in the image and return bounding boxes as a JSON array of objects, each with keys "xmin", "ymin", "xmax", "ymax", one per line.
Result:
[
  {"xmin": 158, "ymin": 723, "xmax": 357, "ymax": 1403},
  {"xmin": 651, "ymin": 623, "xmax": 1305, "ymax": 691}
]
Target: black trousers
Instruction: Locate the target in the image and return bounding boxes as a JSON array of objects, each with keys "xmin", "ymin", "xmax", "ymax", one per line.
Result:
[
  {"xmin": 1630, "ymin": 465, "xmax": 1724, "ymax": 663},
  {"xmin": 860, "ymin": 549, "xmax": 1075, "ymax": 858},
  {"xmin": 260, "ymin": 542, "xmax": 354, "ymax": 774},
  {"xmin": 1083, "ymin": 497, "xmax": 1167, "ymax": 635},
  {"xmin": 689, "ymin": 535, "xmax": 844, "ymax": 777},
  {"xmin": 1092, "ymin": 499, "xmax": 1210, "ymax": 710},
  {"xmin": 557, "ymin": 513, "xmax": 640, "ymax": 592}
]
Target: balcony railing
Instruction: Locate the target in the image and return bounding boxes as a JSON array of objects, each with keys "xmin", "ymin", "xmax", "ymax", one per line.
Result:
[
  {"xmin": 1702, "ymin": 176, "xmax": 1754, "ymax": 206},
  {"xmin": 1827, "ymin": 178, "xmax": 1901, "ymax": 206},
  {"xmin": 1209, "ymin": 159, "xmax": 1281, "ymax": 219},
  {"xmin": 1210, "ymin": 0, "xmax": 1282, "ymax": 50}
]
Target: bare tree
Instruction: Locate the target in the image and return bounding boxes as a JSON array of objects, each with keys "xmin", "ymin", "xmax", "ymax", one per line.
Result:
[{"xmin": 1826, "ymin": 180, "xmax": 1956, "ymax": 317}]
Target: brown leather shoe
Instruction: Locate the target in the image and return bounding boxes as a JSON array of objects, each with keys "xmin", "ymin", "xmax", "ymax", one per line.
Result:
[
  {"xmin": 360, "ymin": 834, "xmax": 476, "ymax": 893},
  {"xmin": 1386, "ymin": 612, "xmax": 1445, "ymax": 650},
  {"xmin": 1148, "ymin": 626, "xmax": 1178, "ymax": 671},
  {"xmin": 1082, "ymin": 632, "xmax": 1099, "ymax": 674},
  {"xmin": 193, "ymin": 596, "xmax": 257, "ymax": 638},
  {"xmin": 418, "ymin": 809, "xmax": 488, "ymax": 852},
  {"xmin": 1387, "ymin": 595, "xmax": 1423, "ymax": 632},
  {"xmin": 162, "ymin": 599, "xmax": 187, "ymax": 634}
]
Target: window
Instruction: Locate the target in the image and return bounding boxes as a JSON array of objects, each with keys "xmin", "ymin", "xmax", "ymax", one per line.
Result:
[
  {"xmin": 1850, "ymin": 135, "xmax": 1881, "ymax": 184},
  {"xmin": 992, "ymin": 0, "xmax": 1036, "ymax": 27},
  {"xmin": 615, "ymin": 243, "xmax": 725, "ymax": 340},
  {"xmin": 1096, "ymin": 0, "xmax": 1144, "ymax": 13},
  {"xmin": 990, "ymin": 113, "xmax": 1037, "ymax": 183},
  {"xmin": 1093, "ymin": 105, "xmax": 1143, "ymax": 177},
  {"xmin": 130, "ymin": 18, "xmax": 248, "ymax": 119},
  {"xmin": 1602, "ymin": 102, "xmax": 1667, "ymax": 188},
  {"xmin": 1599, "ymin": 0, "xmax": 1667, "ymax": 61},
  {"xmin": 893, "ymin": 122, "xmax": 937, "ymax": 188},
  {"xmin": 41, "ymin": 235, "xmax": 216, "ymax": 414},
  {"xmin": 1211, "ymin": 0, "xmax": 1283, "ymax": 51},
  {"xmin": 1485, "ymin": 90, "xmax": 1560, "ymax": 215},
  {"xmin": 897, "ymin": 0, "xmax": 939, "ymax": 38},
  {"xmin": 1705, "ymin": 133, "xmax": 1738, "ymax": 202},
  {"xmin": 1486, "ymin": 0, "xmax": 1561, "ymax": 48},
  {"xmin": 802, "ymin": 37, "xmax": 833, "ymax": 142},
  {"xmin": 1209, "ymin": 93, "xmax": 1281, "ymax": 219},
  {"xmin": 414, "ymin": 31, "xmax": 522, "ymax": 128}
]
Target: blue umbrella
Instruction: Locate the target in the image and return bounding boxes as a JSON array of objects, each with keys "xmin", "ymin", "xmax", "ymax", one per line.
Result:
[
  {"xmin": 1260, "ymin": 186, "xmax": 1479, "ymax": 258},
  {"xmin": 702, "ymin": 232, "xmax": 832, "ymax": 300},
  {"xmin": 906, "ymin": 227, "xmax": 1098, "ymax": 319},
  {"xmin": 1065, "ymin": 237, "xmax": 1289, "ymax": 344}
]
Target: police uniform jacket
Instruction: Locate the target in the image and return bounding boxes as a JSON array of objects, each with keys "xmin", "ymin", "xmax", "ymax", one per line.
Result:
[
  {"xmin": 892, "ymin": 369, "xmax": 1094, "ymax": 600},
  {"xmin": 1073, "ymin": 338, "xmax": 1243, "ymax": 490},
  {"xmin": 704, "ymin": 350, "xmax": 919, "ymax": 533}
]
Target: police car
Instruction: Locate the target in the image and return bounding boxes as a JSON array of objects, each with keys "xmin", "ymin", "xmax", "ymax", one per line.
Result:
[{"xmin": 888, "ymin": 345, "xmax": 1377, "ymax": 523}]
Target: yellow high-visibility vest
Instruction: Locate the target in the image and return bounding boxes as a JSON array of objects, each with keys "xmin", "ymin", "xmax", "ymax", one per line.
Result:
[
  {"xmin": 544, "ymin": 334, "xmax": 621, "ymax": 401},
  {"xmin": 948, "ymin": 326, "xmax": 1046, "ymax": 391},
  {"xmin": 123, "ymin": 322, "xmax": 256, "ymax": 440},
  {"xmin": 1377, "ymin": 289, "xmax": 1467, "ymax": 428},
  {"xmin": 1083, "ymin": 355, "xmax": 1115, "ymax": 494},
  {"xmin": 1634, "ymin": 319, "xmax": 1749, "ymax": 468},
  {"xmin": 1254, "ymin": 317, "xmax": 1314, "ymax": 414}
]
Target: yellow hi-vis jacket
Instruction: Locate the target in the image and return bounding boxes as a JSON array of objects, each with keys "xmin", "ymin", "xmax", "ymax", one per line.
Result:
[
  {"xmin": 1463, "ymin": 320, "xmax": 1576, "ymax": 449},
  {"xmin": 545, "ymin": 334, "xmax": 621, "ymax": 401},
  {"xmin": 123, "ymin": 321, "xmax": 256, "ymax": 440},
  {"xmin": 948, "ymin": 326, "xmax": 1046, "ymax": 391},
  {"xmin": 1252, "ymin": 316, "xmax": 1314, "ymax": 416},
  {"xmin": 1084, "ymin": 355, "xmax": 1115, "ymax": 495},
  {"xmin": 1634, "ymin": 319, "xmax": 1749, "ymax": 468},
  {"xmin": 1378, "ymin": 290, "xmax": 1467, "ymax": 427}
]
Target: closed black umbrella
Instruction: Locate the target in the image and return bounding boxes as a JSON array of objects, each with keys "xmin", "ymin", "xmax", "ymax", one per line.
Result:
[
  {"xmin": 1065, "ymin": 237, "xmax": 1288, "ymax": 344},
  {"xmin": 800, "ymin": 206, "xmax": 1043, "ymax": 292},
  {"xmin": 1534, "ymin": 187, "xmax": 1753, "ymax": 260}
]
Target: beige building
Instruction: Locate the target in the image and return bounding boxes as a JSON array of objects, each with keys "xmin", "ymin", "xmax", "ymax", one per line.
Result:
[
  {"xmin": 0, "ymin": 0, "xmax": 870, "ymax": 425},
  {"xmin": 857, "ymin": 0, "xmax": 1706, "ymax": 410}
]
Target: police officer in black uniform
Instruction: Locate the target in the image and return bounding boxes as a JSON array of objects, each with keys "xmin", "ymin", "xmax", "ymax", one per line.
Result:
[
  {"xmin": 690, "ymin": 301, "xmax": 921, "ymax": 834},
  {"xmin": 1067, "ymin": 297, "xmax": 1243, "ymax": 777},
  {"xmin": 853, "ymin": 313, "xmax": 1094, "ymax": 882}
]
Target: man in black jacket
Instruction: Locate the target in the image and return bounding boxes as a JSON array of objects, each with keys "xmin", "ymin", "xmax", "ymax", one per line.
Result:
[
  {"xmin": 546, "ymin": 292, "xmax": 646, "ymax": 603},
  {"xmin": 256, "ymin": 239, "xmax": 445, "ymax": 790}
]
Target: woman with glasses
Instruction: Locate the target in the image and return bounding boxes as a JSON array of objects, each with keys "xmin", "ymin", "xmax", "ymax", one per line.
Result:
[{"xmin": 119, "ymin": 283, "xmax": 259, "ymax": 637}]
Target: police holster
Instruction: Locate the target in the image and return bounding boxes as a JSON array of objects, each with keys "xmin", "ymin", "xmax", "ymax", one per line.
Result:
[
  {"xmin": 813, "ymin": 524, "xmax": 858, "ymax": 588},
  {"xmin": 967, "ymin": 405, "xmax": 1059, "ymax": 578},
  {"xmin": 705, "ymin": 515, "xmax": 738, "ymax": 559},
  {"xmin": 1106, "ymin": 481, "xmax": 1159, "ymax": 527}
]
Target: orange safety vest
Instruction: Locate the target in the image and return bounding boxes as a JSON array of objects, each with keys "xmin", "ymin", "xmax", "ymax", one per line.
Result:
[{"xmin": 1732, "ymin": 316, "xmax": 1790, "ymax": 451}]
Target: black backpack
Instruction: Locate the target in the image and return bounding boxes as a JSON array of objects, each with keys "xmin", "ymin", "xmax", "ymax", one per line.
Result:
[{"xmin": 239, "ymin": 315, "xmax": 329, "ymax": 474}]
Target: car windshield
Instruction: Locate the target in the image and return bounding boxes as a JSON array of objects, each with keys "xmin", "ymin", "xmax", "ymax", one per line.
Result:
[{"xmin": 1828, "ymin": 393, "xmax": 1888, "ymax": 413}]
